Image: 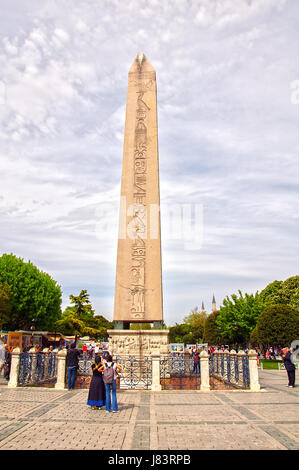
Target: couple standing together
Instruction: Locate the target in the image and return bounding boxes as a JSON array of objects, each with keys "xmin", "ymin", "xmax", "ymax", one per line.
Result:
[{"xmin": 87, "ymin": 353, "xmax": 122, "ymax": 413}]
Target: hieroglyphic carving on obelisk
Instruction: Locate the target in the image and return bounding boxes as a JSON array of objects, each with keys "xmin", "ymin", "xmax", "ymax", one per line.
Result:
[{"xmin": 113, "ymin": 53, "xmax": 163, "ymax": 326}]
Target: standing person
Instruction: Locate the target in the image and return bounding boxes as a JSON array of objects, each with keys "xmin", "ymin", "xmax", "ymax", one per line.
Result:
[
  {"xmin": 0, "ymin": 341, "xmax": 5, "ymax": 377},
  {"xmin": 282, "ymin": 347, "xmax": 296, "ymax": 388},
  {"xmin": 87, "ymin": 355, "xmax": 106, "ymax": 410},
  {"xmin": 99, "ymin": 355, "xmax": 122, "ymax": 413},
  {"xmin": 269, "ymin": 347, "xmax": 275, "ymax": 360},
  {"xmin": 192, "ymin": 349, "xmax": 200, "ymax": 374},
  {"xmin": 102, "ymin": 351, "xmax": 109, "ymax": 364},
  {"xmin": 66, "ymin": 343, "xmax": 82, "ymax": 390},
  {"xmin": 4, "ymin": 345, "xmax": 12, "ymax": 380},
  {"xmin": 82, "ymin": 343, "xmax": 87, "ymax": 358},
  {"xmin": 256, "ymin": 348, "xmax": 260, "ymax": 367}
]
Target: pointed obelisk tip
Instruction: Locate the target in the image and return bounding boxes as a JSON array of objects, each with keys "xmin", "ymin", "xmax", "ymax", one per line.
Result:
[
  {"xmin": 137, "ymin": 51, "xmax": 144, "ymax": 66},
  {"xmin": 129, "ymin": 52, "xmax": 155, "ymax": 74}
]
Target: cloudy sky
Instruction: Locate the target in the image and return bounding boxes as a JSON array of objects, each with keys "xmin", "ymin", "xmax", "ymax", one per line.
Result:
[{"xmin": 0, "ymin": 0, "xmax": 298, "ymax": 326}]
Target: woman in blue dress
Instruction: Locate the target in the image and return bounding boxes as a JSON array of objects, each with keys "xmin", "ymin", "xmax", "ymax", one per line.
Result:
[{"xmin": 87, "ymin": 355, "xmax": 106, "ymax": 410}]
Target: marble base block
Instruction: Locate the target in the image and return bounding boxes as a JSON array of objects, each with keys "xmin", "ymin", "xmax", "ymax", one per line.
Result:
[{"xmin": 107, "ymin": 329, "xmax": 169, "ymax": 357}]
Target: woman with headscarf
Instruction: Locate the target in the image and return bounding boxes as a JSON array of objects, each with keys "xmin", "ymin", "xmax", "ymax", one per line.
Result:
[
  {"xmin": 102, "ymin": 351, "xmax": 109, "ymax": 364},
  {"xmin": 87, "ymin": 355, "xmax": 106, "ymax": 410}
]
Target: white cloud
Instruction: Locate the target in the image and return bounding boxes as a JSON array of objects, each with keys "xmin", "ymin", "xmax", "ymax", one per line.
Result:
[{"xmin": 0, "ymin": 0, "xmax": 298, "ymax": 325}]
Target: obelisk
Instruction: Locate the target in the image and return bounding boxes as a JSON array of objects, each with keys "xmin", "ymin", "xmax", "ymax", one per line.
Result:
[{"xmin": 108, "ymin": 53, "xmax": 168, "ymax": 358}]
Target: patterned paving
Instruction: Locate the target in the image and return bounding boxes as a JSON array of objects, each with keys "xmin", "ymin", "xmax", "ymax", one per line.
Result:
[{"xmin": 0, "ymin": 369, "xmax": 298, "ymax": 450}]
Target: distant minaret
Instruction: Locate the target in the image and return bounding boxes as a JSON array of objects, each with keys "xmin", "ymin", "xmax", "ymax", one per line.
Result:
[
  {"xmin": 201, "ymin": 301, "xmax": 205, "ymax": 313},
  {"xmin": 212, "ymin": 294, "xmax": 216, "ymax": 312}
]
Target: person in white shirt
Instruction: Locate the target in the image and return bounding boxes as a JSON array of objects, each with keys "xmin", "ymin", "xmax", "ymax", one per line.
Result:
[{"xmin": 99, "ymin": 355, "xmax": 122, "ymax": 413}]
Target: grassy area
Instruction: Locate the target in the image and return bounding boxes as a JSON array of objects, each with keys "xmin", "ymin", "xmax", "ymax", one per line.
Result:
[{"xmin": 260, "ymin": 359, "xmax": 283, "ymax": 370}]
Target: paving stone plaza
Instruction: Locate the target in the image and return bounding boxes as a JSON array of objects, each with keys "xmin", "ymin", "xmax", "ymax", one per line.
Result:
[{"xmin": 0, "ymin": 369, "xmax": 298, "ymax": 450}]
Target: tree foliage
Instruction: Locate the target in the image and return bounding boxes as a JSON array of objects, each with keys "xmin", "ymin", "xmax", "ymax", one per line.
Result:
[
  {"xmin": 0, "ymin": 254, "xmax": 62, "ymax": 331},
  {"xmin": 69, "ymin": 290, "xmax": 95, "ymax": 322},
  {"xmin": 87, "ymin": 315, "xmax": 113, "ymax": 332},
  {"xmin": 260, "ymin": 276, "xmax": 299, "ymax": 309},
  {"xmin": 203, "ymin": 311, "xmax": 224, "ymax": 345},
  {"xmin": 249, "ymin": 327, "xmax": 259, "ymax": 346},
  {"xmin": 216, "ymin": 290, "xmax": 267, "ymax": 344},
  {"xmin": 183, "ymin": 306, "xmax": 207, "ymax": 342},
  {"xmin": 168, "ymin": 307, "xmax": 207, "ymax": 344},
  {"xmin": 255, "ymin": 304, "xmax": 299, "ymax": 347},
  {"xmin": 0, "ymin": 283, "xmax": 12, "ymax": 329},
  {"xmin": 57, "ymin": 290, "xmax": 113, "ymax": 339},
  {"xmin": 55, "ymin": 316, "xmax": 84, "ymax": 336}
]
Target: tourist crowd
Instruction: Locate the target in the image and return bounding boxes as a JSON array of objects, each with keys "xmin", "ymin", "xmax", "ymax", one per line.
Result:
[
  {"xmin": 0, "ymin": 340, "xmax": 296, "ymax": 404},
  {"xmin": 66, "ymin": 343, "xmax": 121, "ymax": 412}
]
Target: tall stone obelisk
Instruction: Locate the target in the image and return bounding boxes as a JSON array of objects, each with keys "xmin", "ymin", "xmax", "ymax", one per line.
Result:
[{"xmin": 108, "ymin": 53, "xmax": 168, "ymax": 357}]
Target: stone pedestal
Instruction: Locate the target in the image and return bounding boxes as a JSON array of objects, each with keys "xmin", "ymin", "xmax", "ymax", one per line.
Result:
[
  {"xmin": 108, "ymin": 329, "xmax": 168, "ymax": 390},
  {"xmin": 151, "ymin": 355, "xmax": 162, "ymax": 391},
  {"xmin": 248, "ymin": 349, "xmax": 261, "ymax": 391},
  {"xmin": 54, "ymin": 348, "xmax": 67, "ymax": 390},
  {"xmin": 108, "ymin": 329, "xmax": 169, "ymax": 357},
  {"xmin": 200, "ymin": 350, "xmax": 210, "ymax": 391},
  {"xmin": 8, "ymin": 347, "xmax": 21, "ymax": 388}
]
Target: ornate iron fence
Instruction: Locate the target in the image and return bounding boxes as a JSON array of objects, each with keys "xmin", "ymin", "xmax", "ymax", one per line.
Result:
[
  {"xmin": 74, "ymin": 356, "xmax": 94, "ymax": 388},
  {"xmin": 70, "ymin": 355, "xmax": 152, "ymax": 389},
  {"xmin": 241, "ymin": 354, "xmax": 250, "ymax": 388},
  {"xmin": 160, "ymin": 354, "xmax": 201, "ymax": 390},
  {"xmin": 209, "ymin": 351, "xmax": 250, "ymax": 390},
  {"xmin": 18, "ymin": 351, "xmax": 58, "ymax": 386},
  {"xmin": 78, "ymin": 356, "xmax": 93, "ymax": 375},
  {"xmin": 114, "ymin": 355, "xmax": 152, "ymax": 389},
  {"xmin": 18, "ymin": 352, "xmax": 33, "ymax": 386}
]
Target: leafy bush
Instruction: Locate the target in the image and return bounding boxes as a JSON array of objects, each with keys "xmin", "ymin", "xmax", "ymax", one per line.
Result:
[
  {"xmin": 0, "ymin": 253, "xmax": 62, "ymax": 331},
  {"xmin": 256, "ymin": 304, "xmax": 299, "ymax": 346}
]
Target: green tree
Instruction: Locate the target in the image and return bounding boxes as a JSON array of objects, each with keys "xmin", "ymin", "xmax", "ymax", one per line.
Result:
[
  {"xmin": 203, "ymin": 311, "xmax": 224, "ymax": 345},
  {"xmin": 60, "ymin": 293, "xmax": 113, "ymax": 339},
  {"xmin": 168, "ymin": 323, "xmax": 189, "ymax": 343},
  {"xmin": 0, "ymin": 283, "xmax": 12, "ymax": 329},
  {"xmin": 249, "ymin": 326, "xmax": 259, "ymax": 346},
  {"xmin": 69, "ymin": 290, "xmax": 95, "ymax": 322},
  {"xmin": 281, "ymin": 276, "xmax": 299, "ymax": 309},
  {"xmin": 87, "ymin": 315, "xmax": 113, "ymax": 332},
  {"xmin": 216, "ymin": 290, "xmax": 267, "ymax": 345},
  {"xmin": 256, "ymin": 304, "xmax": 299, "ymax": 347},
  {"xmin": 260, "ymin": 280, "xmax": 284, "ymax": 305},
  {"xmin": 55, "ymin": 316, "xmax": 84, "ymax": 337},
  {"xmin": 260, "ymin": 276, "xmax": 299, "ymax": 309},
  {"xmin": 168, "ymin": 307, "xmax": 208, "ymax": 344},
  {"xmin": 183, "ymin": 306, "xmax": 207, "ymax": 343},
  {"xmin": 0, "ymin": 253, "xmax": 62, "ymax": 331}
]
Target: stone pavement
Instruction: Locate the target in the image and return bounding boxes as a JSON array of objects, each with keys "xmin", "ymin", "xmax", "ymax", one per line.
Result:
[{"xmin": 0, "ymin": 369, "xmax": 298, "ymax": 450}]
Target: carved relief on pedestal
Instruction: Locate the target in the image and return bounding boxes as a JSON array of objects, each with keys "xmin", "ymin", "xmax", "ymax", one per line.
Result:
[{"xmin": 109, "ymin": 332, "xmax": 169, "ymax": 357}]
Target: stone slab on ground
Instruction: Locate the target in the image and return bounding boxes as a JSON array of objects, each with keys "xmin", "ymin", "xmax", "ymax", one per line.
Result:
[{"xmin": 0, "ymin": 370, "xmax": 298, "ymax": 450}]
